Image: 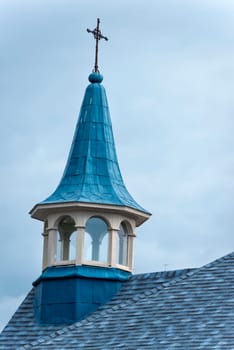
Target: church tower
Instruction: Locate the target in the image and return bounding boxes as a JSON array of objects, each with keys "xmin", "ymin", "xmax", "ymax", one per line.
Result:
[{"xmin": 30, "ymin": 19, "xmax": 150, "ymax": 325}]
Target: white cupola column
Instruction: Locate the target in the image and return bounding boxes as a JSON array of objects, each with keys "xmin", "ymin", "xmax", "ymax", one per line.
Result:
[
  {"xmin": 127, "ymin": 232, "xmax": 136, "ymax": 271},
  {"xmin": 42, "ymin": 230, "xmax": 49, "ymax": 270},
  {"xmin": 75, "ymin": 225, "xmax": 85, "ymax": 265},
  {"xmin": 108, "ymin": 228, "xmax": 118, "ymax": 267},
  {"xmin": 47, "ymin": 227, "xmax": 57, "ymax": 266}
]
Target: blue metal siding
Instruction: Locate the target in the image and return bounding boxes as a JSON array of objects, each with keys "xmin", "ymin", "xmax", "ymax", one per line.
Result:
[{"xmin": 33, "ymin": 265, "xmax": 129, "ymax": 325}]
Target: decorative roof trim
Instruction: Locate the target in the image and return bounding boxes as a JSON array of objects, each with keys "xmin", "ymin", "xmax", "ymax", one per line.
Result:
[{"xmin": 30, "ymin": 201, "xmax": 151, "ymax": 226}]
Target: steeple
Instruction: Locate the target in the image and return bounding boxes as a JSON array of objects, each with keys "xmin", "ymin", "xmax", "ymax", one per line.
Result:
[
  {"xmin": 38, "ymin": 71, "xmax": 148, "ymax": 214},
  {"xmin": 30, "ymin": 20, "xmax": 150, "ymax": 325}
]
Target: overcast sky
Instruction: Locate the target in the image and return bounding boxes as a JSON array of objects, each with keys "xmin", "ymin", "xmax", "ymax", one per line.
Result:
[{"xmin": 0, "ymin": 0, "xmax": 234, "ymax": 331}]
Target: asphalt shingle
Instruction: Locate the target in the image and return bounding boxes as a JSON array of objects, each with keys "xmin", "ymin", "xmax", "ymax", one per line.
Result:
[{"xmin": 0, "ymin": 252, "xmax": 233, "ymax": 349}]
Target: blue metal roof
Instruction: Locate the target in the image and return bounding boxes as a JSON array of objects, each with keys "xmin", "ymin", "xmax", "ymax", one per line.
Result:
[{"xmin": 41, "ymin": 72, "xmax": 149, "ymax": 214}]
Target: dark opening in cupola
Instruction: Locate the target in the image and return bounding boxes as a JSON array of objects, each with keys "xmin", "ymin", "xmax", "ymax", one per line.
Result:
[{"xmin": 56, "ymin": 216, "xmax": 76, "ymax": 262}]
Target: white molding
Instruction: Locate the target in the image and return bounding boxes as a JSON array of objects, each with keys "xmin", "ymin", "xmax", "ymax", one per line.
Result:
[
  {"xmin": 30, "ymin": 201, "xmax": 150, "ymax": 227},
  {"xmin": 82, "ymin": 260, "xmax": 108, "ymax": 268},
  {"xmin": 114, "ymin": 263, "xmax": 132, "ymax": 272},
  {"xmin": 52, "ymin": 260, "xmax": 76, "ymax": 266}
]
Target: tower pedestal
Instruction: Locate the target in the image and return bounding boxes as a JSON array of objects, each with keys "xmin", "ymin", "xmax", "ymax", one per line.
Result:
[{"xmin": 33, "ymin": 265, "xmax": 130, "ymax": 324}]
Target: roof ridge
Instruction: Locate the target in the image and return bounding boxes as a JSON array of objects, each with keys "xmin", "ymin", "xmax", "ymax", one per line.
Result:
[
  {"xmin": 196, "ymin": 250, "xmax": 234, "ymax": 271},
  {"xmin": 130, "ymin": 267, "xmax": 195, "ymax": 280}
]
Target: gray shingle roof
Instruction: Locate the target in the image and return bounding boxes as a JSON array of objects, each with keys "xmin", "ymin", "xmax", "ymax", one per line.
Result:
[{"xmin": 1, "ymin": 252, "xmax": 234, "ymax": 349}]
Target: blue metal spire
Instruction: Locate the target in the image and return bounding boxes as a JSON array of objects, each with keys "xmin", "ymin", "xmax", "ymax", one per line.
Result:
[{"xmin": 41, "ymin": 72, "xmax": 149, "ymax": 214}]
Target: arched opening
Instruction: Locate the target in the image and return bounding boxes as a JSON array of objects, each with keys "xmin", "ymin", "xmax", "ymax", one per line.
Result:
[
  {"xmin": 56, "ymin": 216, "xmax": 76, "ymax": 261},
  {"xmin": 116, "ymin": 222, "xmax": 128, "ymax": 266},
  {"xmin": 84, "ymin": 217, "xmax": 108, "ymax": 262}
]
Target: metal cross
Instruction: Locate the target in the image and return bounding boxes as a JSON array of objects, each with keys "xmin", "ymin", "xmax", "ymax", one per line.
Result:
[{"xmin": 87, "ymin": 18, "xmax": 108, "ymax": 73}]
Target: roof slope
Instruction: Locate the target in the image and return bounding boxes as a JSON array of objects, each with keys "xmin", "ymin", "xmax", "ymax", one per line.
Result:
[
  {"xmin": 40, "ymin": 72, "xmax": 149, "ymax": 214},
  {"xmin": 22, "ymin": 252, "xmax": 234, "ymax": 349},
  {"xmin": 0, "ymin": 268, "xmax": 192, "ymax": 349},
  {"xmin": 0, "ymin": 290, "xmax": 65, "ymax": 349},
  {"xmin": 1, "ymin": 252, "xmax": 234, "ymax": 349}
]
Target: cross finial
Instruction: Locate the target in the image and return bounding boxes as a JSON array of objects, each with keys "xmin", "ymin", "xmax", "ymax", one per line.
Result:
[{"xmin": 87, "ymin": 18, "xmax": 108, "ymax": 73}]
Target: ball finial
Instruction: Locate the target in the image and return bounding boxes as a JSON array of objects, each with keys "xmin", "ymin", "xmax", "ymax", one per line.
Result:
[{"xmin": 88, "ymin": 72, "xmax": 103, "ymax": 83}]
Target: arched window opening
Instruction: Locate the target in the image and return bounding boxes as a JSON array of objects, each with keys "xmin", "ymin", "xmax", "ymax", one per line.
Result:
[
  {"xmin": 116, "ymin": 223, "xmax": 128, "ymax": 266},
  {"xmin": 85, "ymin": 217, "xmax": 108, "ymax": 262},
  {"xmin": 57, "ymin": 216, "xmax": 76, "ymax": 261}
]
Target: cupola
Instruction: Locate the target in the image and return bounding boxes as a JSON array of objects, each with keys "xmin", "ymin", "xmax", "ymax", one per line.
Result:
[{"xmin": 30, "ymin": 19, "xmax": 150, "ymax": 325}]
